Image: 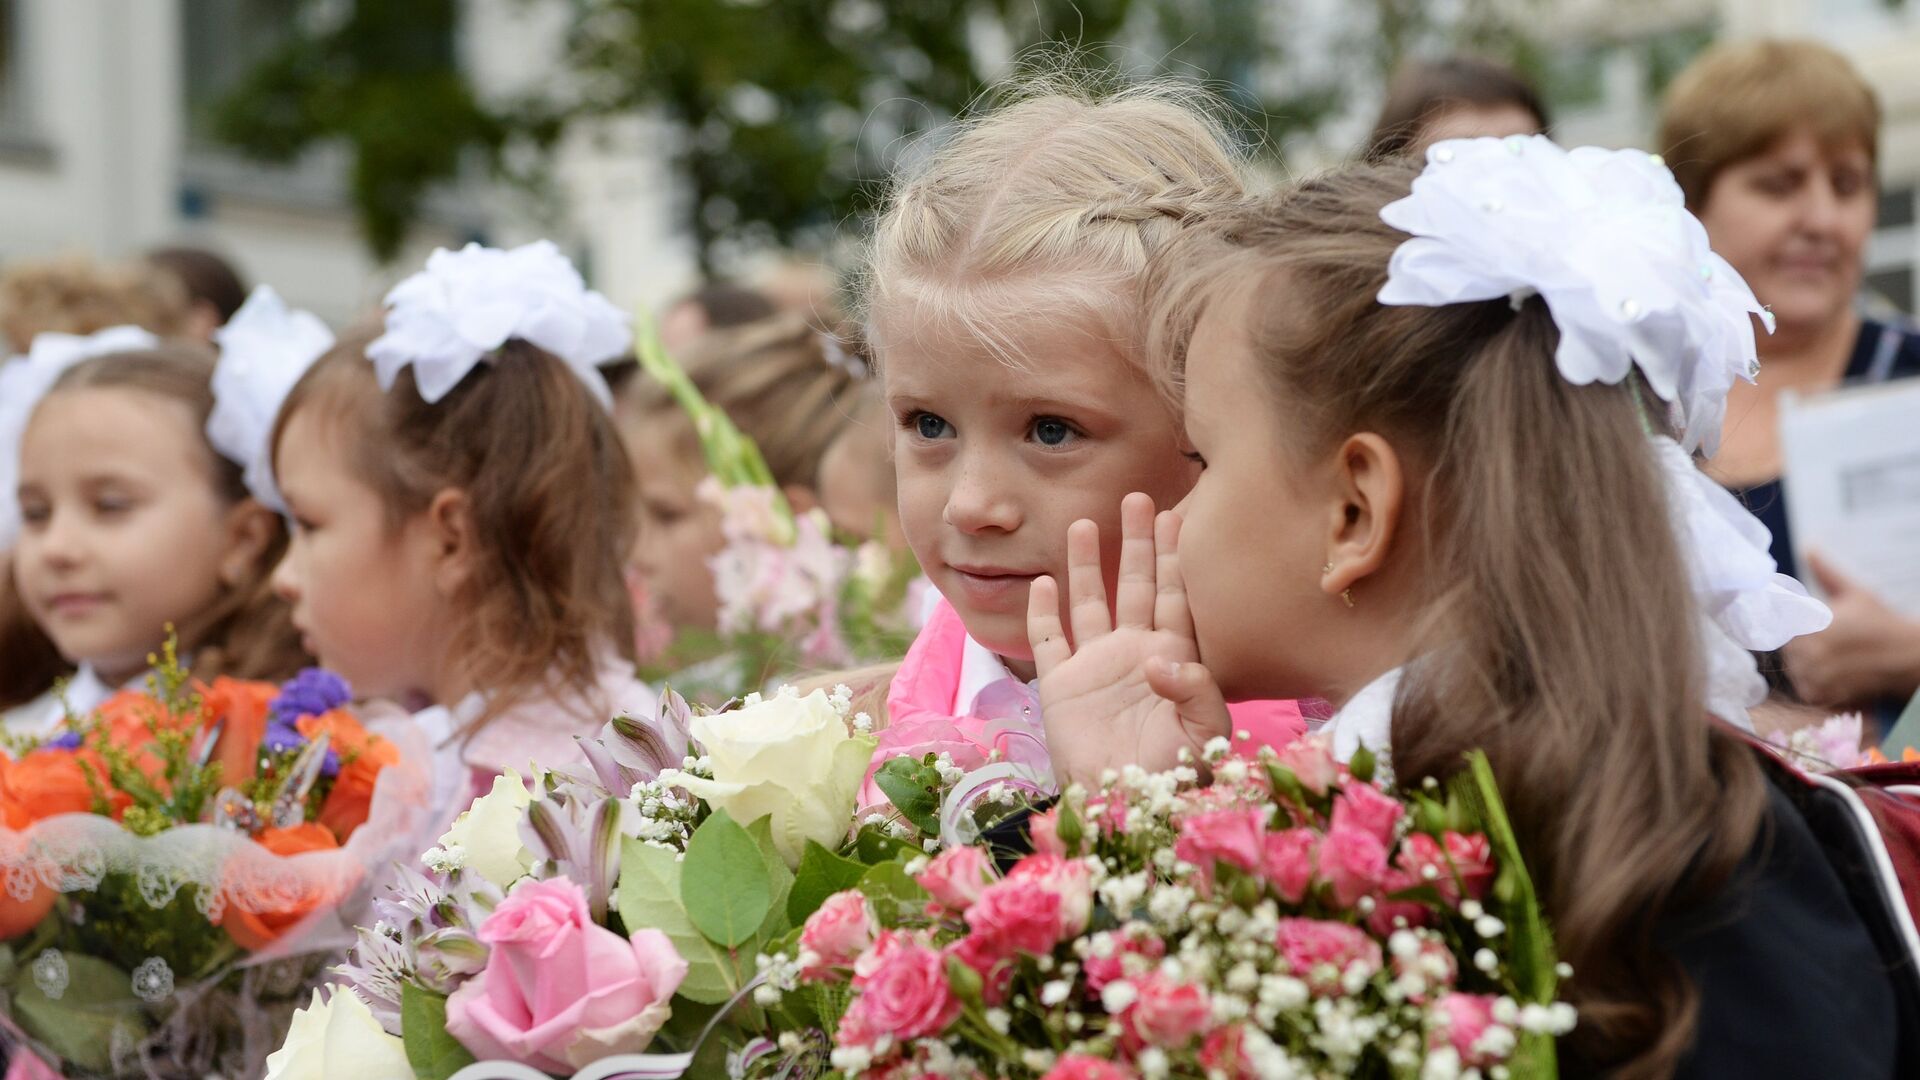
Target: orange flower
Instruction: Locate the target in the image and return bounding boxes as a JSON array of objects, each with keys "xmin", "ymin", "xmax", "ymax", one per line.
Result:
[
  {"xmin": 93, "ymin": 689, "xmax": 185, "ymax": 784},
  {"xmin": 298, "ymin": 709, "xmax": 399, "ymax": 841},
  {"xmin": 0, "ymin": 881, "xmax": 55, "ymax": 941},
  {"xmin": 0, "ymin": 748, "xmax": 112, "ymax": 828},
  {"xmin": 216, "ymin": 822, "xmax": 342, "ymax": 951},
  {"xmin": 198, "ymin": 677, "xmax": 278, "ymax": 786}
]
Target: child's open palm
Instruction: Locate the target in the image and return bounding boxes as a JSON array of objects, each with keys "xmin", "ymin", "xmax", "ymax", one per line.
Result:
[{"xmin": 1027, "ymin": 493, "xmax": 1233, "ymax": 787}]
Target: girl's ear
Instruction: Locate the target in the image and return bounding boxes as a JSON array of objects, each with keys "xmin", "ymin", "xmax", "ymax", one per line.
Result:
[
  {"xmin": 1321, "ymin": 432, "xmax": 1406, "ymax": 599},
  {"xmin": 218, "ymin": 500, "xmax": 281, "ymax": 588},
  {"xmin": 425, "ymin": 487, "xmax": 478, "ymax": 599}
]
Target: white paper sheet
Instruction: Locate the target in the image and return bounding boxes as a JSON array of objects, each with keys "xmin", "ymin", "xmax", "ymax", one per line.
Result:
[{"xmin": 1780, "ymin": 378, "xmax": 1920, "ymax": 617}]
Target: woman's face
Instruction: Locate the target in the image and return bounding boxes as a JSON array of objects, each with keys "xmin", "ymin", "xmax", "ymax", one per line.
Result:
[{"xmin": 1697, "ymin": 128, "xmax": 1875, "ymax": 337}]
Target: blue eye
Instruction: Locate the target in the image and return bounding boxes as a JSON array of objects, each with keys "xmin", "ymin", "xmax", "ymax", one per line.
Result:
[
  {"xmin": 911, "ymin": 412, "xmax": 951, "ymax": 440},
  {"xmin": 1032, "ymin": 417, "xmax": 1076, "ymax": 447}
]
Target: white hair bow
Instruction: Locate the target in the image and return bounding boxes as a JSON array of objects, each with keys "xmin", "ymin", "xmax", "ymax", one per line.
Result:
[
  {"xmin": 209, "ymin": 285, "xmax": 336, "ymax": 513},
  {"xmin": 0, "ymin": 325, "xmax": 161, "ymax": 549},
  {"xmin": 1378, "ymin": 135, "xmax": 1824, "ymax": 728},
  {"xmin": 367, "ymin": 241, "xmax": 629, "ymax": 409}
]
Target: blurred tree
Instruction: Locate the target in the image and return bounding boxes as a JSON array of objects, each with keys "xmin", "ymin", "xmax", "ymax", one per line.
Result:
[{"xmin": 208, "ymin": 0, "xmax": 1538, "ymax": 269}]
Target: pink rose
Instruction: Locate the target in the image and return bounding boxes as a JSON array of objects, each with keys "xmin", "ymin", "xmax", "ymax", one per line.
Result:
[
  {"xmin": 1199, "ymin": 1025, "xmax": 1259, "ymax": 1080},
  {"xmin": 1261, "ymin": 828, "xmax": 1319, "ymax": 904},
  {"xmin": 1008, "ymin": 854, "xmax": 1093, "ymax": 938},
  {"xmin": 1366, "ymin": 868, "xmax": 1433, "ymax": 936},
  {"xmin": 944, "ymin": 933, "xmax": 1014, "ymax": 1005},
  {"xmin": 1042, "ymin": 1055, "xmax": 1136, "ymax": 1080},
  {"xmin": 1028, "ymin": 806, "xmax": 1070, "ymax": 858},
  {"xmin": 964, "ymin": 876, "xmax": 1062, "ymax": 957},
  {"xmin": 1320, "ymin": 823, "xmax": 1389, "ymax": 909},
  {"xmin": 1174, "ymin": 808, "xmax": 1266, "ymax": 891},
  {"xmin": 445, "ymin": 877, "xmax": 687, "ymax": 1073},
  {"xmin": 1330, "ymin": 783, "xmax": 1403, "ymax": 845},
  {"xmin": 1444, "ymin": 832, "xmax": 1495, "ymax": 902},
  {"xmin": 1121, "ymin": 973, "xmax": 1214, "ymax": 1049},
  {"xmin": 1275, "ymin": 917, "xmax": 1382, "ymax": 996},
  {"xmin": 844, "ymin": 933, "xmax": 962, "ymax": 1042},
  {"xmin": 1391, "ymin": 934, "xmax": 1458, "ymax": 1003},
  {"xmin": 1083, "ymin": 928, "xmax": 1166, "ymax": 992},
  {"xmin": 800, "ymin": 890, "xmax": 877, "ymax": 978},
  {"xmin": 1274, "ymin": 736, "xmax": 1338, "ymax": 796},
  {"xmin": 917, "ymin": 847, "xmax": 998, "ymax": 913},
  {"xmin": 1431, "ymin": 992, "xmax": 1501, "ymax": 1067},
  {"xmin": 1394, "ymin": 833, "xmax": 1453, "ymax": 901}
]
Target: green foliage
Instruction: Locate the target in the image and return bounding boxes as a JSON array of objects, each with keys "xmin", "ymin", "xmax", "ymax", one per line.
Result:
[
  {"xmin": 873, "ymin": 755, "xmax": 943, "ymax": 837},
  {"xmin": 681, "ymin": 809, "xmax": 774, "ymax": 948},
  {"xmin": 787, "ymin": 840, "xmax": 871, "ymax": 925},
  {"xmin": 9, "ymin": 953, "xmax": 148, "ymax": 1073},
  {"xmin": 401, "ymin": 984, "xmax": 478, "ymax": 1080}
]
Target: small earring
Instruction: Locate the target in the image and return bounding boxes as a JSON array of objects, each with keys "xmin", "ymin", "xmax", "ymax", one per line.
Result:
[{"xmin": 1324, "ymin": 563, "xmax": 1355, "ymax": 608}]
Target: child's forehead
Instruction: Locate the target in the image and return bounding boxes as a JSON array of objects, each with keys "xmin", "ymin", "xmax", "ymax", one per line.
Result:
[{"xmin": 877, "ymin": 299, "xmax": 1140, "ymax": 386}]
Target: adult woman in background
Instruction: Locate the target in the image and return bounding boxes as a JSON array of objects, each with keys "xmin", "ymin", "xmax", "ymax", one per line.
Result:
[{"xmin": 1661, "ymin": 38, "xmax": 1920, "ymax": 719}]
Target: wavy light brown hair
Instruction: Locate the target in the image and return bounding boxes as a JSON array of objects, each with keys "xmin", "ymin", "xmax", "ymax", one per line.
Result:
[
  {"xmin": 273, "ymin": 325, "xmax": 638, "ymax": 720},
  {"xmin": 1149, "ymin": 163, "xmax": 1769, "ymax": 1077},
  {"xmin": 1, "ymin": 345, "xmax": 306, "ymax": 708},
  {"xmin": 0, "ymin": 255, "xmax": 190, "ymax": 354}
]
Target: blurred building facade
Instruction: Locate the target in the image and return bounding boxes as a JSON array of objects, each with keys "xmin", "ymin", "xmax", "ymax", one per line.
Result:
[{"xmin": 0, "ymin": 0, "xmax": 1915, "ymax": 326}]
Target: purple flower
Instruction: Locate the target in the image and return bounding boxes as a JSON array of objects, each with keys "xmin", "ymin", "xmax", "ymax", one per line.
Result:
[
  {"xmin": 261, "ymin": 719, "xmax": 340, "ymax": 778},
  {"xmin": 43, "ymin": 731, "xmax": 83, "ymax": 751},
  {"xmin": 269, "ymin": 668, "xmax": 352, "ymax": 725}
]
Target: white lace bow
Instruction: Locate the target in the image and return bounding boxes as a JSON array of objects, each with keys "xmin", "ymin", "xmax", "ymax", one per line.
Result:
[
  {"xmin": 0, "ymin": 325, "xmax": 161, "ymax": 548},
  {"xmin": 209, "ymin": 285, "xmax": 336, "ymax": 512},
  {"xmin": 367, "ymin": 240, "xmax": 628, "ymax": 408},
  {"xmin": 1379, "ymin": 135, "xmax": 1827, "ymax": 727}
]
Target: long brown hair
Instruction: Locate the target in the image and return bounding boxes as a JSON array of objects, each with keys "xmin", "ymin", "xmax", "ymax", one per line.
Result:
[
  {"xmin": 0, "ymin": 345, "xmax": 306, "ymax": 708},
  {"xmin": 1150, "ymin": 162, "xmax": 1768, "ymax": 1077},
  {"xmin": 273, "ymin": 325, "xmax": 638, "ymax": 720}
]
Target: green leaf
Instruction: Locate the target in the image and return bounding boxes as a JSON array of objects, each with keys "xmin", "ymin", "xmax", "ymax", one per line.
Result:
[
  {"xmin": 400, "ymin": 983, "xmax": 476, "ymax": 1080},
  {"xmin": 873, "ymin": 757, "xmax": 941, "ymax": 836},
  {"xmin": 855, "ymin": 825, "xmax": 914, "ymax": 864},
  {"xmin": 748, "ymin": 816, "xmax": 795, "ymax": 941},
  {"xmin": 788, "ymin": 840, "xmax": 872, "ymax": 925},
  {"xmin": 858, "ymin": 857, "xmax": 929, "ymax": 923},
  {"xmin": 9, "ymin": 952, "xmax": 148, "ymax": 1073},
  {"xmin": 621, "ymin": 838, "xmax": 755, "ymax": 1004},
  {"xmin": 682, "ymin": 809, "xmax": 773, "ymax": 948}
]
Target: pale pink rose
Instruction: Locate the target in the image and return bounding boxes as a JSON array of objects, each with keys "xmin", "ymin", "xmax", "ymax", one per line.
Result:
[
  {"xmin": 1121, "ymin": 973, "xmax": 1214, "ymax": 1049},
  {"xmin": 844, "ymin": 933, "xmax": 962, "ymax": 1042},
  {"xmin": 1275, "ymin": 917, "xmax": 1383, "ymax": 996},
  {"xmin": 1028, "ymin": 806, "xmax": 1069, "ymax": 858},
  {"xmin": 1199, "ymin": 1025, "xmax": 1259, "ymax": 1080},
  {"xmin": 800, "ymin": 890, "xmax": 877, "ymax": 977},
  {"xmin": 852, "ymin": 928, "xmax": 908, "ymax": 984},
  {"xmin": 1320, "ymin": 823, "xmax": 1389, "ymax": 909},
  {"xmin": 917, "ymin": 846, "xmax": 999, "ymax": 913},
  {"xmin": 1330, "ymin": 782, "xmax": 1404, "ymax": 845},
  {"xmin": 1083, "ymin": 929, "xmax": 1166, "ymax": 992},
  {"xmin": 1007, "ymin": 854, "xmax": 1093, "ymax": 938},
  {"xmin": 964, "ymin": 876, "xmax": 1063, "ymax": 957},
  {"xmin": 1391, "ymin": 935, "xmax": 1458, "ymax": 1003},
  {"xmin": 1261, "ymin": 827, "xmax": 1319, "ymax": 903},
  {"xmin": 1394, "ymin": 832, "xmax": 1453, "ymax": 902},
  {"xmin": 1274, "ymin": 735, "xmax": 1339, "ymax": 796},
  {"xmin": 445, "ymin": 877, "xmax": 688, "ymax": 1073},
  {"xmin": 944, "ymin": 933, "xmax": 1014, "ymax": 1005},
  {"xmin": 1444, "ymin": 831, "xmax": 1495, "ymax": 902},
  {"xmin": 1174, "ymin": 808, "xmax": 1267, "ymax": 891},
  {"xmin": 1366, "ymin": 868, "xmax": 1434, "ymax": 936},
  {"xmin": 1042, "ymin": 1055, "xmax": 1137, "ymax": 1080},
  {"xmin": 1431, "ymin": 992, "xmax": 1501, "ymax": 1067}
]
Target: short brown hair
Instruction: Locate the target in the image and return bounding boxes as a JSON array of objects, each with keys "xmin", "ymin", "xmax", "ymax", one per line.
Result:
[
  {"xmin": 147, "ymin": 246, "xmax": 249, "ymax": 324},
  {"xmin": 274, "ymin": 327, "xmax": 638, "ymax": 718},
  {"xmin": 0, "ymin": 255, "xmax": 190, "ymax": 354},
  {"xmin": 1658, "ymin": 39, "xmax": 1880, "ymax": 211},
  {"xmin": 1365, "ymin": 55, "xmax": 1548, "ymax": 162}
]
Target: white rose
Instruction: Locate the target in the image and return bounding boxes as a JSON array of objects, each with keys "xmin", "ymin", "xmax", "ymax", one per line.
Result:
[
  {"xmin": 264, "ymin": 987, "xmax": 412, "ymax": 1080},
  {"xmin": 673, "ymin": 688, "xmax": 874, "ymax": 867},
  {"xmin": 438, "ymin": 770, "xmax": 534, "ymax": 887}
]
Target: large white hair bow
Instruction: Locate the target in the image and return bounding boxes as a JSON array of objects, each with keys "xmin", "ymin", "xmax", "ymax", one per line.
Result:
[
  {"xmin": 367, "ymin": 240, "xmax": 628, "ymax": 409},
  {"xmin": 1378, "ymin": 135, "xmax": 1825, "ymax": 728},
  {"xmin": 0, "ymin": 325, "xmax": 161, "ymax": 549},
  {"xmin": 209, "ymin": 285, "xmax": 336, "ymax": 513},
  {"xmin": 1378, "ymin": 135, "xmax": 1769, "ymax": 457}
]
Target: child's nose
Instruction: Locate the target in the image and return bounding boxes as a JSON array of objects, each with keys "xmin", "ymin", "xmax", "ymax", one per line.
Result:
[
  {"xmin": 942, "ymin": 458, "xmax": 1020, "ymax": 534},
  {"xmin": 269, "ymin": 549, "xmax": 301, "ymax": 602}
]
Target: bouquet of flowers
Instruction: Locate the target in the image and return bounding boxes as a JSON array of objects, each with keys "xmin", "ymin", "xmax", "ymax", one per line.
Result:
[
  {"xmin": 315, "ymin": 680, "xmax": 1572, "ymax": 1080},
  {"xmin": 632, "ymin": 320, "xmax": 920, "ymax": 701},
  {"xmin": 0, "ymin": 648, "xmax": 429, "ymax": 1078},
  {"xmin": 745, "ymin": 737, "xmax": 1574, "ymax": 1079}
]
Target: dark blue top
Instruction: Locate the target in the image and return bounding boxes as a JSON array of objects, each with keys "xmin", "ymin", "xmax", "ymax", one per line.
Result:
[{"xmin": 1732, "ymin": 317, "xmax": 1920, "ymax": 578}]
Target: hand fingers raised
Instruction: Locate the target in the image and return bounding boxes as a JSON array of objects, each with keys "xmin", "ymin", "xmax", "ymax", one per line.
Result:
[
  {"xmin": 1066, "ymin": 518, "xmax": 1112, "ymax": 643},
  {"xmin": 1152, "ymin": 509, "xmax": 1195, "ymax": 641},
  {"xmin": 1027, "ymin": 575, "xmax": 1072, "ymax": 676},
  {"xmin": 1114, "ymin": 493, "xmax": 1158, "ymax": 630}
]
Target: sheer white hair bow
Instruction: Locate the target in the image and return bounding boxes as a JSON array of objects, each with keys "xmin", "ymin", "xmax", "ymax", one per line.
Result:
[
  {"xmin": 209, "ymin": 285, "xmax": 336, "ymax": 512},
  {"xmin": 367, "ymin": 241, "xmax": 628, "ymax": 409}
]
